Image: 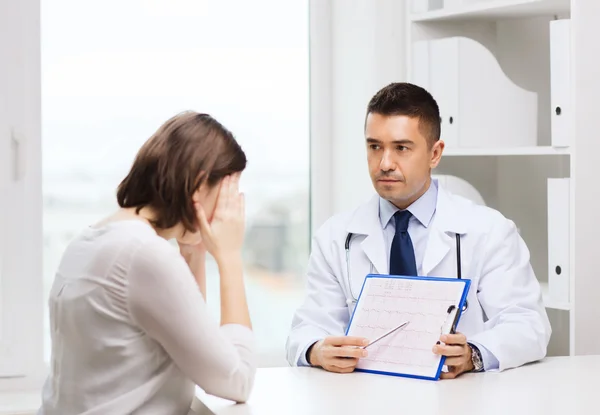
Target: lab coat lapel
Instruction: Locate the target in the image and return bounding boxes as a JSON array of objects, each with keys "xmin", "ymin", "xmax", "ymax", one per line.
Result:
[
  {"xmin": 361, "ymin": 232, "xmax": 388, "ymax": 275},
  {"xmin": 422, "ymin": 228, "xmax": 453, "ymax": 276},
  {"xmin": 346, "ymin": 195, "xmax": 388, "ymax": 274},
  {"xmin": 422, "ymin": 184, "xmax": 468, "ymax": 276}
]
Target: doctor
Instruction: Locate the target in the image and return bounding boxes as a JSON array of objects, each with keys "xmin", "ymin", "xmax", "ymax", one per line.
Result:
[{"xmin": 286, "ymin": 82, "xmax": 551, "ymax": 378}]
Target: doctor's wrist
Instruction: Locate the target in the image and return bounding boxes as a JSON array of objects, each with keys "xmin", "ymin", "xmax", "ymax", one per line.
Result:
[
  {"xmin": 306, "ymin": 341, "xmax": 321, "ymax": 367},
  {"xmin": 468, "ymin": 343, "xmax": 484, "ymax": 372}
]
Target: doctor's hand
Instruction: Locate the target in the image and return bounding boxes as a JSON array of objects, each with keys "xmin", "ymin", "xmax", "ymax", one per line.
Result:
[
  {"xmin": 309, "ymin": 336, "xmax": 370, "ymax": 374},
  {"xmin": 432, "ymin": 333, "xmax": 474, "ymax": 379}
]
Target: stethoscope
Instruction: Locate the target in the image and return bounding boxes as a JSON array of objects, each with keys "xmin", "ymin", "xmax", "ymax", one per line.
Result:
[{"xmin": 344, "ymin": 232, "xmax": 468, "ymax": 312}]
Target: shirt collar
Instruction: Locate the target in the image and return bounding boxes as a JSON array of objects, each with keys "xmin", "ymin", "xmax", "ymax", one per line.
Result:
[{"xmin": 379, "ymin": 180, "xmax": 438, "ymax": 229}]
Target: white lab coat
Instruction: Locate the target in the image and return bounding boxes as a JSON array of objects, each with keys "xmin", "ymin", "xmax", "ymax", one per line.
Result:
[{"xmin": 286, "ymin": 183, "xmax": 551, "ymax": 371}]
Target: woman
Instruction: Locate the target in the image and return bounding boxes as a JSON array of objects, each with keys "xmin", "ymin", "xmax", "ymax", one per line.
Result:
[{"xmin": 39, "ymin": 112, "xmax": 255, "ymax": 414}]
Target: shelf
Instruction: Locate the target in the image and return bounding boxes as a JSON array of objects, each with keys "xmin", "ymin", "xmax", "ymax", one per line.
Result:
[
  {"xmin": 540, "ymin": 282, "xmax": 570, "ymax": 311},
  {"xmin": 443, "ymin": 146, "xmax": 570, "ymax": 156},
  {"xmin": 411, "ymin": 0, "xmax": 570, "ymax": 22}
]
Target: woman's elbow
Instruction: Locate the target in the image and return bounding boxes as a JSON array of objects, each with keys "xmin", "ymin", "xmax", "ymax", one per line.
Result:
[
  {"xmin": 203, "ymin": 366, "xmax": 256, "ymax": 403},
  {"xmin": 229, "ymin": 379, "xmax": 254, "ymax": 404}
]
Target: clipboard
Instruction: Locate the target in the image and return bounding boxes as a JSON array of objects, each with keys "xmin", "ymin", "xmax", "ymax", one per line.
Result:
[{"xmin": 345, "ymin": 274, "xmax": 470, "ymax": 381}]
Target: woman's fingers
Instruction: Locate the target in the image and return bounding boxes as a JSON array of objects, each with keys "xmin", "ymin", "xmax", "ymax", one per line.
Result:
[
  {"xmin": 198, "ymin": 174, "xmax": 246, "ymax": 262},
  {"xmin": 230, "ymin": 174, "xmax": 241, "ymax": 211},
  {"xmin": 214, "ymin": 176, "xmax": 231, "ymax": 219},
  {"xmin": 195, "ymin": 202, "xmax": 211, "ymax": 238},
  {"xmin": 216, "ymin": 174, "xmax": 242, "ymax": 220}
]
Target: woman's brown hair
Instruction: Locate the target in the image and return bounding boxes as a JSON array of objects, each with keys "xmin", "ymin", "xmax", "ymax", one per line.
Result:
[{"xmin": 116, "ymin": 111, "xmax": 246, "ymax": 232}]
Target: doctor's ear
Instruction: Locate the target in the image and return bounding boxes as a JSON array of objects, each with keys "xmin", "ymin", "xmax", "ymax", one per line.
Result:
[{"xmin": 430, "ymin": 140, "xmax": 444, "ymax": 168}]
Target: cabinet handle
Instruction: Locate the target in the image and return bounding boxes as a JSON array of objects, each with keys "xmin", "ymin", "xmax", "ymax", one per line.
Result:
[{"xmin": 10, "ymin": 129, "xmax": 25, "ymax": 182}]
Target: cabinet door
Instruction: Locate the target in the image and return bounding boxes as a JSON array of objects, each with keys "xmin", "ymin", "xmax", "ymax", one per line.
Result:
[
  {"xmin": 550, "ymin": 19, "xmax": 571, "ymax": 148},
  {"xmin": 430, "ymin": 38, "xmax": 459, "ymax": 148},
  {"xmin": 411, "ymin": 40, "xmax": 431, "ymax": 90}
]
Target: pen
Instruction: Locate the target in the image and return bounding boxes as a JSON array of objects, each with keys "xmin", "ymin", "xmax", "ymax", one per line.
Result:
[{"xmin": 362, "ymin": 321, "xmax": 410, "ymax": 349}]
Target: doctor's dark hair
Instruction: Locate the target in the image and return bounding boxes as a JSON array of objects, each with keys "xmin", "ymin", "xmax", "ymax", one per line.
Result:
[
  {"xmin": 366, "ymin": 82, "xmax": 441, "ymax": 147},
  {"xmin": 116, "ymin": 111, "xmax": 247, "ymax": 232}
]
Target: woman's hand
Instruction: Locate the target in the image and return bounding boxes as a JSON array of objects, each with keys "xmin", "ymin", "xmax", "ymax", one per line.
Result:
[{"xmin": 196, "ymin": 174, "xmax": 245, "ymax": 264}]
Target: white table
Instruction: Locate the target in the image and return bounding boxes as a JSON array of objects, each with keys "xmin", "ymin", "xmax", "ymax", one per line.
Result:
[{"xmin": 193, "ymin": 356, "xmax": 599, "ymax": 415}]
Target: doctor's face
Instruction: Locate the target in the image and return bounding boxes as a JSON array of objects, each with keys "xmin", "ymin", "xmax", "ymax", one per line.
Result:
[{"xmin": 365, "ymin": 113, "xmax": 443, "ymax": 209}]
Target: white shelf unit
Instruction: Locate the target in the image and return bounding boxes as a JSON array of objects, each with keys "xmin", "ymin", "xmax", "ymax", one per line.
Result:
[
  {"xmin": 406, "ymin": 0, "xmax": 594, "ymax": 358},
  {"xmin": 411, "ymin": 0, "xmax": 570, "ymax": 22},
  {"xmin": 443, "ymin": 146, "xmax": 570, "ymax": 156},
  {"xmin": 540, "ymin": 282, "xmax": 570, "ymax": 311}
]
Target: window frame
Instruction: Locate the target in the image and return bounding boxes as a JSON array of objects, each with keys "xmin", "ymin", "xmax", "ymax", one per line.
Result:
[
  {"xmin": 309, "ymin": 0, "xmax": 334, "ymax": 234},
  {"xmin": 0, "ymin": 0, "xmax": 46, "ymax": 392}
]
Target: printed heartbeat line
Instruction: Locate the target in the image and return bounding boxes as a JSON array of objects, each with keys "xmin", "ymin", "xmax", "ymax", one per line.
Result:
[
  {"xmin": 363, "ymin": 357, "xmax": 435, "ymax": 368},
  {"xmin": 355, "ymin": 324, "xmax": 389, "ymax": 330},
  {"xmin": 365, "ymin": 294, "xmax": 452, "ymax": 302},
  {"xmin": 367, "ymin": 344, "xmax": 435, "ymax": 352},
  {"xmin": 354, "ymin": 326, "xmax": 440, "ymax": 336},
  {"xmin": 359, "ymin": 309, "xmax": 439, "ymax": 317}
]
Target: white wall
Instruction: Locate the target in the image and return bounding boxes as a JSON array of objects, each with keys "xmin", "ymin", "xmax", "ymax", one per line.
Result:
[
  {"xmin": 571, "ymin": 0, "xmax": 600, "ymax": 355},
  {"xmin": 310, "ymin": 0, "xmax": 407, "ymax": 231}
]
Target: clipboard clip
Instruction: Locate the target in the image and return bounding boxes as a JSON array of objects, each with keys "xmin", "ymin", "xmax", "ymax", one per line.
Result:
[{"xmin": 440, "ymin": 305, "xmax": 461, "ymax": 339}]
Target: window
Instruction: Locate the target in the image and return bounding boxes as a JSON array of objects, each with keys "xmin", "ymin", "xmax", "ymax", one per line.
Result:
[{"xmin": 42, "ymin": 0, "xmax": 309, "ymax": 366}]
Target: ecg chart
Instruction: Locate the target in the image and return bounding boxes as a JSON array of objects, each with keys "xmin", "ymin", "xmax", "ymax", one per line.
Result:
[{"xmin": 347, "ymin": 276, "xmax": 467, "ymax": 379}]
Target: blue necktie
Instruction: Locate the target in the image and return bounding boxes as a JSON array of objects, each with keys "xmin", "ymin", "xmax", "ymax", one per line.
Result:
[{"xmin": 389, "ymin": 210, "xmax": 418, "ymax": 276}]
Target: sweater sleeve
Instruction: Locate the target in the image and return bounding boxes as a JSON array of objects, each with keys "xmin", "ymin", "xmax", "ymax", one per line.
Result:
[{"xmin": 126, "ymin": 241, "xmax": 256, "ymax": 403}]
